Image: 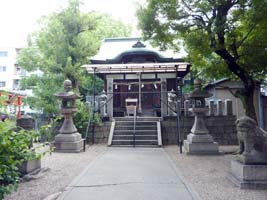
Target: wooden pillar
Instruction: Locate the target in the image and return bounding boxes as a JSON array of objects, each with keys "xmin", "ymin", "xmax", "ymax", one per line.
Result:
[
  {"xmin": 161, "ymin": 78, "xmax": 167, "ymax": 117},
  {"xmin": 107, "ymin": 78, "xmax": 113, "ymax": 118}
]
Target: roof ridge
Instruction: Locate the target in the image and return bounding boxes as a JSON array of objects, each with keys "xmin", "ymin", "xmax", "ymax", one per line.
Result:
[{"xmin": 104, "ymin": 37, "xmax": 141, "ymax": 42}]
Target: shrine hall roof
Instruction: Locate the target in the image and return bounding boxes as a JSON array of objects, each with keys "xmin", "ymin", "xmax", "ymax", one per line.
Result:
[
  {"xmin": 90, "ymin": 37, "xmax": 187, "ymax": 64},
  {"xmin": 82, "ymin": 37, "xmax": 190, "ymax": 77}
]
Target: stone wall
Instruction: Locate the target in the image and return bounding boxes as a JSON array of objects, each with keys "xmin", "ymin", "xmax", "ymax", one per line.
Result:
[
  {"xmin": 92, "ymin": 99, "xmax": 238, "ymax": 145},
  {"xmin": 161, "ymin": 115, "xmax": 237, "ymax": 145},
  {"xmin": 89, "ymin": 121, "xmax": 111, "ymax": 144},
  {"xmin": 92, "ymin": 115, "xmax": 237, "ymax": 145}
]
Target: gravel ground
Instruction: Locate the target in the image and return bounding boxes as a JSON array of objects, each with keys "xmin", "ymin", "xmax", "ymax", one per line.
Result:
[
  {"xmin": 165, "ymin": 145, "xmax": 267, "ymax": 200},
  {"xmin": 5, "ymin": 145, "xmax": 107, "ymax": 200},
  {"xmin": 5, "ymin": 145, "xmax": 267, "ymax": 200}
]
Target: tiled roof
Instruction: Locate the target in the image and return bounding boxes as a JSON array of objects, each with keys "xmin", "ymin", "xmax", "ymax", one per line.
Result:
[{"xmin": 91, "ymin": 37, "xmax": 186, "ymax": 61}]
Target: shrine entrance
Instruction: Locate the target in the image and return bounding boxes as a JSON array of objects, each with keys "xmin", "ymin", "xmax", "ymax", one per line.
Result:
[{"xmin": 113, "ymin": 81, "xmax": 161, "ymax": 117}]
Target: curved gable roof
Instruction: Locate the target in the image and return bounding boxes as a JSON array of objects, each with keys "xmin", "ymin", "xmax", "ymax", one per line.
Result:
[{"xmin": 90, "ymin": 37, "xmax": 186, "ymax": 64}]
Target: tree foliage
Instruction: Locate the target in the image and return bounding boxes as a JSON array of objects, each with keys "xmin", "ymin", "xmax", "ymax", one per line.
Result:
[
  {"xmin": 18, "ymin": 0, "xmax": 131, "ymax": 115},
  {"xmin": 137, "ymin": 0, "xmax": 267, "ymax": 119}
]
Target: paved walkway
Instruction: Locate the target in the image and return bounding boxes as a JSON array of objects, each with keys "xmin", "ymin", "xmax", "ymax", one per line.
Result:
[{"xmin": 58, "ymin": 148, "xmax": 200, "ymax": 200}]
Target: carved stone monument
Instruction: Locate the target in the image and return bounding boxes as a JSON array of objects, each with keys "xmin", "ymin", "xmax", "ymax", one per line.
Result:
[
  {"xmin": 53, "ymin": 79, "xmax": 84, "ymax": 153},
  {"xmin": 17, "ymin": 115, "xmax": 41, "ymax": 174},
  {"xmin": 183, "ymin": 79, "xmax": 219, "ymax": 155},
  {"xmin": 17, "ymin": 115, "xmax": 35, "ymax": 131},
  {"xmin": 229, "ymin": 116, "xmax": 267, "ymax": 189}
]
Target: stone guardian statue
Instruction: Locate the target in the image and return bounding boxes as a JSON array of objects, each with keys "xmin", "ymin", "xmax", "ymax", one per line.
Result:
[{"xmin": 229, "ymin": 115, "xmax": 267, "ymax": 189}]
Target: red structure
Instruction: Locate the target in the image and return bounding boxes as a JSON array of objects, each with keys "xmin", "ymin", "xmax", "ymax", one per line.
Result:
[{"xmin": 0, "ymin": 90, "xmax": 25, "ymax": 119}]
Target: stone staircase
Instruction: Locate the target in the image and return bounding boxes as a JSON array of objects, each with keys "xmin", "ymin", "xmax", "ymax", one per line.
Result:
[{"xmin": 108, "ymin": 117, "xmax": 162, "ymax": 147}]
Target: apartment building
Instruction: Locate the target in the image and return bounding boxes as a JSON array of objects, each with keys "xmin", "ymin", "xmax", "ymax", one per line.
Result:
[
  {"xmin": 0, "ymin": 47, "xmax": 26, "ymax": 91},
  {"xmin": 0, "ymin": 47, "xmax": 38, "ymax": 116}
]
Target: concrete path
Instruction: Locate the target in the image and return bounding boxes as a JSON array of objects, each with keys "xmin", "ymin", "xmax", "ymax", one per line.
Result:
[{"xmin": 58, "ymin": 148, "xmax": 200, "ymax": 200}]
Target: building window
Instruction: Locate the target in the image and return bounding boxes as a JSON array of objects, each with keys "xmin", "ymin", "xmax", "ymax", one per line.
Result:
[
  {"xmin": 16, "ymin": 66, "xmax": 21, "ymax": 72},
  {"xmin": 0, "ymin": 66, "xmax": 6, "ymax": 72},
  {"xmin": 13, "ymin": 79, "xmax": 20, "ymax": 90},
  {"xmin": 0, "ymin": 81, "xmax": 6, "ymax": 87},
  {"xmin": 0, "ymin": 51, "xmax": 8, "ymax": 57},
  {"xmin": 14, "ymin": 64, "xmax": 26, "ymax": 76}
]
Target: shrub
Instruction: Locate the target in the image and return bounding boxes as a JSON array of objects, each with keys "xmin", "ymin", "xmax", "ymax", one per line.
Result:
[
  {"xmin": 73, "ymin": 100, "xmax": 102, "ymax": 138},
  {"xmin": 0, "ymin": 120, "xmax": 44, "ymax": 199},
  {"xmin": 38, "ymin": 117, "xmax": 62, "ymax": 142}
]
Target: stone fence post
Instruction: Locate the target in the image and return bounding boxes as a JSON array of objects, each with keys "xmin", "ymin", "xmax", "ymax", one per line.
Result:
[
  {"xmin": 225, "ymin": 99, "xmax": 233, "ymax": 116},
  {"xmin": 184, "ymin": 100, "xmax": 189, "ymax": 116},
  {"xmin": 208, "ymin": 100, "xmax": 215, "ymax": 116},
  {"xmin": 217, "ymin": 99, "xmax": 223, "ymax": 116}
]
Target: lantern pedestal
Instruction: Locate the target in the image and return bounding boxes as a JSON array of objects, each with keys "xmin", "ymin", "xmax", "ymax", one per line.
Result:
[
  {"xmin": 184, "ymin": 107, "xmax": 219, "ymax": 155},
  {"xmin": 184, "ymin": 134, "xmax": 219, "ymax": 155},
  {"xmin": 53, "ymin": 134, "xmax": 84, "ymax": 153},
  {"xmin": 53, "ymin": 109, "xmax": 84, "ymax": 153}
]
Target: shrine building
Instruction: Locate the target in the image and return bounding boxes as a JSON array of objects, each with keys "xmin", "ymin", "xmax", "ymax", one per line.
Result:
[{"xmin": 82, "ymin": 37, "xmax": 190, "ymax": 119}]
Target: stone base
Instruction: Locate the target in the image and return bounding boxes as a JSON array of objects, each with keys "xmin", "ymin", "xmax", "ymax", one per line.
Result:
[
  {"xmin": 183, "ymin": 133, "xmax": 219, "ymax": 155},
  {"xmin": 19, "ymin": 158, "xmax": 41, "ymax": 175},
  {"xmin": 228, "ymin": 160, "xmax": 267, "ymax": 189},
  {"xmin": 54, "ymin": 132, "xmax": 82, "ymax": 142},
  {"xmin": 235, "ymin": 151, "xmax": 267, "ymax": 165},
  {"xmin": 53, "ymin": 132, "xmax": 84, "ymax": 153}
]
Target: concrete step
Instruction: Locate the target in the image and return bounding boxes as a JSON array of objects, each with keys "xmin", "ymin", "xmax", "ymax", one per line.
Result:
[
  {"xmin": 113, "ymin": 130, "xmax": 157, "ymax": 135},
  {"xmin": 113, "ymin": 135, "xmax": 158, "ymax": 140},
  {"xmin": 111, "ymin": 145, "xmax": 160, "ymax": 148},
  {"xmin": 109, "ymin": 117, "xmax": 160, "ymax": 147},
  {"xmin": 112, "ymin": 140, "xmax": 158, "ymax": 146},
  {"xmin": 115, "ymin": 126, "xmax": 157, "ymax": 131},
  {"xmin": 115, "ymin": 121, "xmax": 157, "ymax": 126},
  {"xmin": 114, "ymin": 117, "xmax": 160, "ymax": 122}
]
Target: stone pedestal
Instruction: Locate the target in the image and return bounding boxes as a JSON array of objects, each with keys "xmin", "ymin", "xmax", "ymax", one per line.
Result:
[
  {"xmin": 184, "ymin": 108, "xmax": 219, "ymax": 155},
  {"xmin": 184, "ymin": 133, "xmax": 219, "ymax": 155},
  {"xmin": 19, "ymin": 158, "xmax": 41, "ymax": 175},
  {"xmin": 53, "ymin": 109, "xmax": 84, "ymax": 153},
  {"xmin": 229, "ymin": 160, "xmax": 267, "ymax": 189},
  {"xmin": 53, "ymin": 133, "xmax": 84, "ymax": 153}
]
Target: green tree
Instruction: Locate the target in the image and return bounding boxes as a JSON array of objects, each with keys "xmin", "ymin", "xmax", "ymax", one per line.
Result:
[
  {"xmin": 19, "ymin": 0, "xmax": 131, "ymax": 115},
  {"xmin": 137, "ymin": 0, "xmax": 267, "ymax": 120}
]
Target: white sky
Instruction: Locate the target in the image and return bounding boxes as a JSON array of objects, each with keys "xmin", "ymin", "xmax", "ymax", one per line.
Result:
[{"xmin": 0, "ymin": 0, "xmax": 146, "ymax": 47}]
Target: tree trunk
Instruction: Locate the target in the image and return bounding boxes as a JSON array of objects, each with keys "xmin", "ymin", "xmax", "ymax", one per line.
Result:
[
  {"xmin": 214, "ymin": 49, "xmax": 257, "ymax": 122},
  {"xmin": 242, "ymin": 81, "xmax": 257, "ymax": 121}
]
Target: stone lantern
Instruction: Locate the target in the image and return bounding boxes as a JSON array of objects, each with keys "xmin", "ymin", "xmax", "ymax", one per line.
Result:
[
  {"xmin": 184, "ymin": 78, "xmax": 219, "ymax": 154},
  {"xmin": 53, "ymin": 79, "xmax": 84, "ymax": 153},
  {"xmin": 168, "ymin": 89, "xmax": 177, "ymax": 116}
]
